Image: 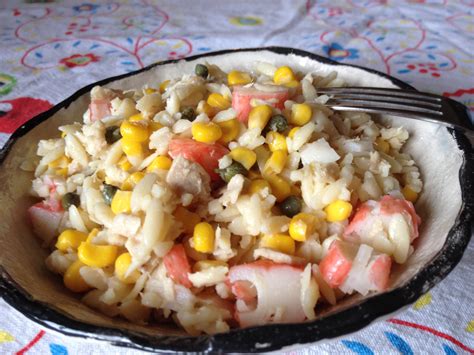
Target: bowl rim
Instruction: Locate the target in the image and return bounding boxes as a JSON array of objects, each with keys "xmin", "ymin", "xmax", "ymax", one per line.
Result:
[{"xmin": 0, "ymin": 46, "xmax": 472, "ymax": 353}]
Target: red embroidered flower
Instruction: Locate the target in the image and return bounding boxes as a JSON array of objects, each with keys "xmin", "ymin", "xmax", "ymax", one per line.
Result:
[{"xmin": 59, "ymin": 53, "xmax": 100, "ymax": 68}]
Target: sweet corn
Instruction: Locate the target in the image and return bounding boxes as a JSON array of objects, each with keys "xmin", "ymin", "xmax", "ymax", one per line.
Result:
[
  {"xmin": 120, "ymin": 120, "xmax": 149, "ymax": 142},
  {"xmin": 193, "ymin": 222, "xmax": 215, "ymax": 254},
  {"xmin": 288, "ymin": 127, "xmax": 300, "ymax": 138},
  {"xmin": 290, "ymin": 103, "xmax": 312, "ymax": 126},
  {"xmin": 56, "ymin": 168, "xmax": 68, "ymax": 177},
  {"xmin": 63, "ymin": 260, "xmax": 90, "ymax": 293},
  {"xmin": 115, "ymin": 252, "xmax": 140, "ymax": 284},
  {"xmin": 217, "ymin": 118, "xmax": 240, "ymax": 144},
  {"xmin": 55, "ymin": 229, "xmax": 88, "ymax": 252},
  {"xmin": 78, "ymin": 242, "xmax": 118, "ymax": 268},
  {"xmin": 149, "ymin": 121, "xmax": 163, "ymax": 132},
  {"xmin": 261, "ymin": 234, "xmax": 295, "ymax": 254},
  {"xmin": 402, "ymin": 186, "xmax": 418, "ymax": 203},
  {"xmin": 289, "ymin": 213, "xmax": 317, "ymax": 242},
  {"xmin": 129, "ymin": 113, "xmax": 144, "ymax": 122},
  {"xmin": 111, "ymin": 190, "xmax": 132, "ymax": 214},
  {"xmin": 192, "ymin": 122, "xmax": 222, "ymax": 143},
  {"xmin": 48, "ymin": 155, "xmax": 70, "ymax": 169},
  {"xmin": 229, "ymin": 147, "xmax": 257, "ymax": 170},
  {"xmin": 247, "ymin": 179, "xmax": 271, "ymax": 195},
  {"xmin": 197, "ymin": 100, "xmax": 217, "ymax": 118},
  {"xmin": 324, "ymin": 200, "xmax": 353, "ymax": 222},
  {"xmin": 159, "ymin": 80, "xmax": 170, "ymax": 93},
  {"xmin": 263, "ymin": 150, "xmax": 288, "ymax": 175},
  {"xmin": 207, "ymin": 93, "xmax": 231, "ymax": 110},
  {"xmin": 118, "ymin": 156, "xmax": 132, "ymax": 171},
  {"xmin": 266, "ymin": 131, "xmax": 287, "ymax": 152},
  {"xmin": 265, "ymin": 174, "xmax": 291, "ymax": 202},
  {"xmin": 274, "ymin": 66, "xmax": 297, "ymax": 86},
  {"xmin": 193, "ymin": 260, "xmax": 227, "ymax": 272},
  {"xmin": 376, "ymin": 137, "xmax": 390, "ymax": 154},
  {"xmin": 144, "ymin": 88, "xmax": 156, "ymax": 95},
  {"xmin": 147, "ymin": 156, "xmax": 172, "ymax": 172},
  {"xmin": 122, "ymin": 171, "xmax": 145, "ymax": 190},
  {"xmin": 248, "ymin": 105, "xmax": 273, "ymax": 131},
  {"xmin": 174, "ymin": 206, "xmax": 201, "ymax": 234},
  {"xmin": 121, "ymin": 138, "xmax": 144, "ymax": 157},
  {"xmin": 227, "ymin": 70, "xmax": 252, "ymax": 86},
  {"xmin": 86, "ymin": 228, "xmax": 99, "ymax": 243}
]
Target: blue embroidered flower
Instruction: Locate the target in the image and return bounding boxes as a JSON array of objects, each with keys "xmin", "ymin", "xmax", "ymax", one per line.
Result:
[
  {"xmin": 323, "ymin": 42, "xmax": 359, "ymax": 60},
  {"xmin": 73, "ymin": 3, "xmax": 100, "ymax": 14}
]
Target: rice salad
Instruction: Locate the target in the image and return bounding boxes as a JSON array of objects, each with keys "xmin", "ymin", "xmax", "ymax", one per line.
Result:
[{"xmin": 28, "ymin": 61, "xmax": 423, "ymax": 334}]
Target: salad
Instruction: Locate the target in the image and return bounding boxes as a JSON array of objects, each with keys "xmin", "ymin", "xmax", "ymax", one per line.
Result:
[{"xmin": 28, "ymin": 60, "xmax": 422, "ymax": 335}]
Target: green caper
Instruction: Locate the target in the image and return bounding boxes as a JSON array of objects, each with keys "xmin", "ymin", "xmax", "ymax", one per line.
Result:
[
  {"xmin": 264, "ymin": 114, "xmax": 288, "ymax": 134},
  {"xmin": 181, "ymin": 107, "xmax": 196, "ymax": 121},
  {"xmin": 279, "ymin": 195, "xmax": 302, "ymax": 217},
  {"xmin": 217, "ymin": 161, "xmax": 248, "ymax": 183},
  {"xmin": 61, "ymin": 192, "xmax": 80, "ymax": 210},
  {"xmin": 105, "ymin": 126, "xmax": 121, "ymax": 144},
  {"xmin": 102, "ymin": 184, "xmax": 118, "ymax": 205},
  {"xmin": 195, "ymin": 64, "xmax": 209, "ymax": 78}
]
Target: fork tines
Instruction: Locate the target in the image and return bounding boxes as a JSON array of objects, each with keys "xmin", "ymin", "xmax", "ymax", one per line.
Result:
[{"xmin": 318, "ymin": 87, "xmax": 444, "ymax": 119}]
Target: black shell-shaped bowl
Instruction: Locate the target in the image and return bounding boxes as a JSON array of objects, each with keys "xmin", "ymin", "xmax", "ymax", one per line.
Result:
[{"xmin": 0, "ymin": 47, "xmax": 472, "ymax": 353}]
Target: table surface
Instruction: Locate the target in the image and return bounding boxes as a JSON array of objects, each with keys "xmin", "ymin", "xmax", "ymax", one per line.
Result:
[{"xmin": 0, "ymin": 1, "xmax": 473, "ymax": 354}]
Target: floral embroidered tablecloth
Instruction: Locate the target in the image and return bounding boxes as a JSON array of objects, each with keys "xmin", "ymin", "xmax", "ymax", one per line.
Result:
[{"xmin": 0, "ymin": 0, "xmax": 473, "ymax": 354}]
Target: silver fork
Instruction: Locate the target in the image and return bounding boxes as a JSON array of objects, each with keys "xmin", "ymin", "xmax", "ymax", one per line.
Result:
[{"xmin": 317, "ymin": 87, "xmax": 473, "ymax": 133}]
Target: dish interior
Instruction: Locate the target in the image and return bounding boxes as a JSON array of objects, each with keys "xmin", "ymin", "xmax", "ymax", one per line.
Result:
[{"xmin": 0, "ymin": 50, "xmax": 464, "ymax": 338}]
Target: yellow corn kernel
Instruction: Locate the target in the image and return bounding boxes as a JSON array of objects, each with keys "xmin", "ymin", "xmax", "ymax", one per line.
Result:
[
  {"xmin": 78, "ymin": 242, "xmax": 118, "ymax": 268},
  {"xmin": 174, "ymin": 206, "xmax": 201, "ymax": 234},
  {"xmin": 289, "ymin": 213, "xmax": 317, "ymax": 242},
  {"xmin": 147, "ymin": 156, "xmax": 172, "ymax": 172},
  {"xmin": 159, "ymin": 80, "xmax": 170, "ymax": 93},
  {"xmin": 86, "ymin": 228, "xmax": 99, "ymax": 243},
  {"xmin": 261, "ymin": 234, "xmax": 295, "ymax": 254},
  {"xmin": 63, "ymin": 260, "xmax": 90, "ymax": 293},
  {"xmin": 121, "ymin": 138, "xmax": 144, "ymax": 157},
  {"xmin": 248, "ymin": 178, "xmax": 271, "ymax": 195},
  {"xmin": 290, "ymin": 103, "xmax": 312, "ymax": 126},
  {"xmin": 48, "ymin": 155, "xmax": 70, "ymax": 169},
  {"xmin": 193, "ymin": 260, "xmax": 228, "ymax": 272},
  {"xmin": 264, "ymin": 150, "xmax": 288, "ymax": 175},
  {"xmin": 144, "ymin": 88, "xmax": 156, "ymax": 95},
  {"xmin": 115, "ymin": 252, "xmax": 140, "ymax": 284},
  {"xmin": 229, "ymin": 147, "xmax": 257, "ymax": 170},
  {"xmin": 149, "ymin": 121, "xmax": 163, "ymax": 132},
  {"xmin": 207, "ymin": 93, "xmax": 231, "ymax": 110},
  {"xmin": 376, "ymin": 137, "xmax": 390, "ymax": 154},
  {"xmin": 217, "ymin": 118, "xmax": 240, "ymax": 144},
  {"xmin": 129, "ymin": 113, "xmax": 144, "ymax": 122},
  {"xmin": 227, "ymin": 70, "xmax": 252, "ymax": 86},
  {"xmin": 193, "ymin": 222, "xmax": 215, "ymax": 254},
  {"xmin": 56, "ymin": 229, "xmax": 88, "ymax": 252},
  {"xmin": 56, "ymin": 168, "xmax": 68, "ymax": 177},
  {"xmin": 61, "ymin": 131, "xmax": 67, "ymax": 138},
  {"xmin": 402, "ymin": 186, "xmax": 418, "ymax": 203},
  {"xmin": 111, "ymin": 190, "xmax": 132, "ymax": 214},
  {"xmin": 123, "ymin": 172, "xmax": 144, "ymax": 191},
  {"xmin": 266, "ymin": 131, "xmax": 288, "ymax": 152},
  {"xmin": 288, "ymin": 127, "xmax": 300, "ymax": 138},
  {"xmin": 248, "ymin": 105, "xmax": 273, "ymax": 130},
  {"xmin": 274, "ymin": 66, "xmax": 296, "ymax": 86},
  {"xmin": 120, "ymin": 120, "xmax": 149, "ymax": 143},
  {"xmin": 192, "ymin": 122, "xmax": 222, "ymax": 143},
  {"xmin": 265, "ymin": 174, "xmax": 291, "ymax": 202},
  {"xmin": 324, "ymin": 200, "xmax": 353, "ymax": 222},
  {"xmin": 197, "ymin": 100, "xmax": 217, "ymax": 118},
  {"xmin": 118, "ymin": 156, "xmax": 132, "ymax": 171}
]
